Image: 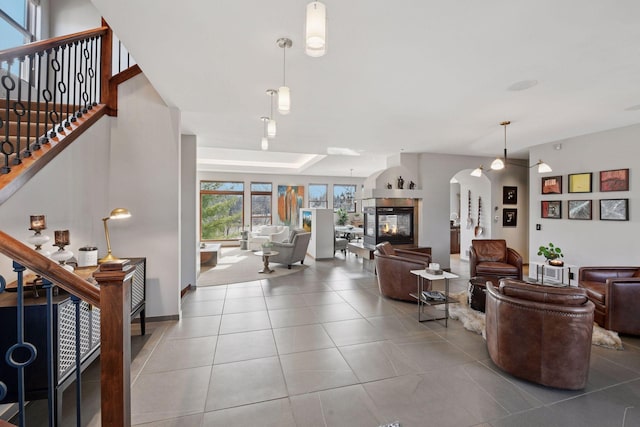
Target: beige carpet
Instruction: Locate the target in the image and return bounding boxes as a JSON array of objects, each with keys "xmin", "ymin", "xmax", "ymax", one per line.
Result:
[
  {"xmin": 197, "ymin": 247, "xmax": 308, "ymax": 286},
  {"xmin": 448, "ymin": 292, "xmax": 624, "ymax": 350}
]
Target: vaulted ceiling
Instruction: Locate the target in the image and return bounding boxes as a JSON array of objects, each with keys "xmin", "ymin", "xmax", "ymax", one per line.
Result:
[{"xmin": 92, "ymin": 0, "xmax": 640, "ymax": 177}]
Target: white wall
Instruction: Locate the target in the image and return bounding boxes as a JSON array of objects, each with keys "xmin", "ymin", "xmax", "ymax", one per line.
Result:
[
  {"xmin": 0, "ymin": 117, "xmax": 110, "ymax": 279},
  {"xmin": 181, "ymin": 134, "xmax": 197, "ymax": 293},
  {"xmin": 416, "ymin": 153, "xmax": 529, "ymax": 270},
  {"xmin": 196, "ymin": 171, "xmax": 364, "ymax": 235},
  {"xmin": 49, "ymin": 0, "xmax": 101, "ymax": 36},
  {"xmin": 109, "ymin": 74, "xmax": 181, "ymax": 319},
  {"xmin": 529, "ymin": 124, "xmax": 640, "ymax": 267}
]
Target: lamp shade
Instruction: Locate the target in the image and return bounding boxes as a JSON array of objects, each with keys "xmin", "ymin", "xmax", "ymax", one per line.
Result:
[
  {"xmin": 261, "ymin": 137, "xmax": 269, "ymax": 151},
  {"xmin": 109, "ymin": 207, "xmax": 131, "ymax": 219},
  {"xmin": 267, "ymin": 119, "xmax": 276, "ymax": 138},
  {"xmin": 490, "ymin": 158, "xmax": 505, "ymax": 170},
  {"xmin": 305, "ymin": 1, "xmax": 326, "ymax": 57},
  {"xmin": 537, "ymin": 160, "xmax": 552, "ymax": 173},
  {"xmin": 470, "ymin": 166, "xmax": 483, "ymax": 177},
  {"xmin": 278, "ymin": 86, "xmax": 291, "ymax": 115}
]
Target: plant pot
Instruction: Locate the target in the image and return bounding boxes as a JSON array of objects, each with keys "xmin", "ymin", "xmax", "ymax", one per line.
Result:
[{"xmin": 548, "ymin": 259, "xmax": 564, "ymax": 267}]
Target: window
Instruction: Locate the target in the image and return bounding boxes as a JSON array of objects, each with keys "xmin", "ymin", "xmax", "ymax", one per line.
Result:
[
  {"xmin": 200, "ymin": 181, "xmax": 244, "ymax": 241},
  {"xmin": 333, "ymin": 184, "xmax": 357, "ymax": 212},
  {"xmin": 308, "ymin": 184, "xmax": 328, "ymax": 208},
  {"xmin": 1, "ymin": 1, "xmax": 39, "ymax": 75},
  {"xmin": 251, "ymin": 182, "xmax": 272, "ymax": 229}
]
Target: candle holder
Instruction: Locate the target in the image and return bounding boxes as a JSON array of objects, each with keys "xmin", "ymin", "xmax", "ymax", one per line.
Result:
[
  {"xmin": 26, "ymin": 215, "xmax": 50, "ymax": 297},
  {"xmin": 51, "ymin": 229, "xmax": 74, "ymax": 272}
]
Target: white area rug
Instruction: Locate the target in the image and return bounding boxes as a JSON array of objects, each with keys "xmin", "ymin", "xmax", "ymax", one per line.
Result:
[
  {"xmin": 448, "ymin": 292, "xmax": 624, "ymax": 350},
  {"xmin": 197, "ymin": 247, "xmax": 308, "ymax": 286}
]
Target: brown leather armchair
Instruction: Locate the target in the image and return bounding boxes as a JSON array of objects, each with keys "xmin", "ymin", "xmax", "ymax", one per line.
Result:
[
  {"xmin": 374, "ymin": 242, "xmax": 432, "ymax": 302},
  {"xmin": 486, "ymin": 279, "xmax": 594, "ymax": 390},
  {"xmin": 578, "ymin": 266, "xmax": 640, "ymax": 335},
  {"xmin": 469, "ymin": 239, "xmax": 522, "ymax": 280}
]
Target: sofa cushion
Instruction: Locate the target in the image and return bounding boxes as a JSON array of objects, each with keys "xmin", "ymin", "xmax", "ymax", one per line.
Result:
[{"xmin": 500, "ymin": 281, "xmax": 589, "ymax": 306}]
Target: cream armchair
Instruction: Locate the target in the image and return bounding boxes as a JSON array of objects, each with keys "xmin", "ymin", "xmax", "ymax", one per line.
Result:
[{"xmin": 248, "ymin": 225, "xmax": 289, "ymax": 251}]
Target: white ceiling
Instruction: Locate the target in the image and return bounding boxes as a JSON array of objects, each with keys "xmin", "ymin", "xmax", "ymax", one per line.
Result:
[{"xmin": 92, "ymin": 0, "xmax": 640, "ymax": 177}]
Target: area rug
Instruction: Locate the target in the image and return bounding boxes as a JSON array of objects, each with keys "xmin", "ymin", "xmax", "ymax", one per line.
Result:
[
  {"xmin": 197, "ymin": 247, "xmax": 308, "ymax": 286},
  {"xmin": 448, "ymin": 292, "xmax": 624, "ymax": 350}
]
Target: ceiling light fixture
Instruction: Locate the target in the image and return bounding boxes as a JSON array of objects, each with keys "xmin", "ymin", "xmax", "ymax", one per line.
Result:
[
  {"xmin": 260, "ymin": 116, "xmax": 269, "ymax": 150},
  {"xmin": 305, "ymin": 1, "xmax": 326, "ymax": 57},
  {"xmin": 277, "ymin": 38, "xmax": 292, "ymax": 115},
  {"xmin": 266, "ymin": 89, "xmax": 277, "ymax": 138},
  {"xmin": 470, "ymin": 166, "xmax": 484, "ymax": 177},
  {"xmin": 533, "ymin": 160, "xmax": 552, "ymax": 173},
  {"xmin": 490, "ymin": 121, "xmax": 510, "ymax": 171}
]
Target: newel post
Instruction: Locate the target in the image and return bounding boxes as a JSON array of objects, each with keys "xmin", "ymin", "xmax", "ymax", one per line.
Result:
[
  {"xmin": 94, "ymin": 260, "xmax": 134, "ymax": 427},
  {"xmin": 100, "ymin": 18, "xmax": 114, "ymax": 115}
]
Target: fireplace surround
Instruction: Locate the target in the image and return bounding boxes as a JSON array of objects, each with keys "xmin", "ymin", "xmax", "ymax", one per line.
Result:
[{"xmin": 363, "ymin": 198, "xmax": 418, "ymax": 248}]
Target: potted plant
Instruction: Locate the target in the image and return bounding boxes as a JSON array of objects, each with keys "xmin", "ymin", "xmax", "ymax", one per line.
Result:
[
  {"xmin": 336, "ymin": 208, "xmax": 349, "ymax": 226},
  {"xmin": 261, "ymin": 239, "xmax": 273, "ymax": 254},
  {"xmin": 537, "ymin": 242, "xmax": 564, "ymax": 266}
]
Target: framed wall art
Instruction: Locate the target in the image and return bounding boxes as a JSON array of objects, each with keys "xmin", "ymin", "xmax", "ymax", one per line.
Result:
[
  {"xmin": 277, "ymin": 185, "xmax": 304, "ymax": 226},
  {"xmin": 568, "ymin": 200, "xmax": 592, "ymax": 220},
  {"xmin": 541, "ymin": 200, "xmax": 562, "ymax": 219},
  {"xmin": 541, "ymin": 176, "xmax": 562, "ymax": 194},
  {"xmin": 503, "ymin": 186, "xmax": 517, "ymax": 205},
  {"xmin": 568, "ymin": 173, "xmax": 592, "ymax": 193},
  {"xmin": 503, "ymin": 208, "xmax": 517, "ymax": 227},
  {"xmin": 599, "ymin": 199, "xmax": 629, "ymax": 221},
  {"xmin": 599, "ymin": 169, "xmax": 629, "ymax": 192}
]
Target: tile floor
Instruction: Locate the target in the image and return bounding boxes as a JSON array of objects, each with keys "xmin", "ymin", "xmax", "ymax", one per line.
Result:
[
  {"xmin": 125, "ymin": 254, "xmax": 640, "ymax": 426},
  {"xmin": 15, "ymin": 254, "xmax": 640, "ymax": 426}
]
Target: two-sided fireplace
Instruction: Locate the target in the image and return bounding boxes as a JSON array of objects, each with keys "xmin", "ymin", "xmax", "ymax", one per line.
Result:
[{"xmin": 363, "ymin": 200, "xmax": 417, "ymax": 248}]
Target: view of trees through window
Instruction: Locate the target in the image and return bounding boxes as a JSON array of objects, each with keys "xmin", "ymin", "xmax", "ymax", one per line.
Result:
[
  {"xmin": 251, "ymin": 182, "xmax": 272, "ymax": 229},
  {"xmin": 200, "ymin": 181, "xmax": 244, "ymax": 240}
]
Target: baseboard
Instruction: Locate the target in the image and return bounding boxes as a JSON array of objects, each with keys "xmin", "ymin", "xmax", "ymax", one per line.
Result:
[{"xmin": 145, "ymin": 314, "xmax": 180, "ymax": 322}]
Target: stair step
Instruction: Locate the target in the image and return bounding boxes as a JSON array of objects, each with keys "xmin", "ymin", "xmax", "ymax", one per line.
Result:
[{"xmin": 4, "ymin": 120, "xmax": 48, "ymax": 136}]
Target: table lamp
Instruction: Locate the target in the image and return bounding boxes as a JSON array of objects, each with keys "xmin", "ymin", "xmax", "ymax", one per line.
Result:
[{"xmin": 99, "ymin": 207, "xmax": 131, "ymax": 264}]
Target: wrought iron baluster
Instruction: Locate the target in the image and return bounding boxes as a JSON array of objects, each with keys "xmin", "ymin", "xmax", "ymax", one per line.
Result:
[
  {"xmin": 43, "ymin": 49, "xmax": 53, "ymax": 140},
  {"xmin": 0, "ymin": 274, "xmax": 5, "ymax": 404},
  {"xmin": 72, "ymin": 41, "xmax": 80, "ymax": 121},
  {"xmin": 6, "ymin": 262, "xmax": 38, "ymax": 427},
  {"xmin": 118, "ymin": 39, "xmax": 122, "ymax": 73},
  {"xmin": 56, "ymin": 46, "xmax": 66, "ymax": 133},
  {"xmin": 82, "ymin": 42, "xmax": 90, "ymax": 114},
  {"xmin": 42, "ymin": 278, "xmax": 56, "ymax": 427},
  {"xmin": 1, "ymin": 60, "xmax": 16, "ymax": 174},
  {"xmin": 24, "ymin": 54, "xmax": 34, "ymax": 158},
  {"xmin": 12, "ymin": 57, "xmax": 26, "ymax": 165},
  {"xmin": 71, "ymin": 295, "xmax": 83, "ymax": 427},
  {"xmin": 49, "ymin": 47, "xmax": 60, "ymax": 138},
  {"xmin": 65, "ymin": 42, "xmax": 72, "ymax": 127},
  {"xmin": 87, "ymin": 37, "xmax": 95, "ymax": 110},
  {"xmin": 34, "ymin": 51, "xmax": 46, "ymax": 148}
]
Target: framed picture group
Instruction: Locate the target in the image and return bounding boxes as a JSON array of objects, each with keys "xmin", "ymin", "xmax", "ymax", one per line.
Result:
[{"xmin": 539, "ymin": 167, "xmax": 630, "ymax": 221}]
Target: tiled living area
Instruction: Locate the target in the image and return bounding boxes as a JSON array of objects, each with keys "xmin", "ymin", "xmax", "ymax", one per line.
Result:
[{"xmin": 129, "ymin": 255, "xmax": 640, "ymax": 427}]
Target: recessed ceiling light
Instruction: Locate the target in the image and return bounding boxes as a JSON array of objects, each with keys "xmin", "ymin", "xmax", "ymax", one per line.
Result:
[
  {"xmin": 327, "ymin": 147, "xmax": 361, "ymax": 156},
  {"xmin": 507, "ymin": 80, "xmax": 539, "ymax": 91},
  {"xmin": 624, "ymin": 104, "xmax": 640, "ymax": 111}
]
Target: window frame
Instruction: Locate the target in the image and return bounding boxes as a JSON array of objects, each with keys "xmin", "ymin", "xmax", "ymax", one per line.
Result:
[
  {"xmin": 250, "ymin": 182, "xmax": 273, "ymax": 229},
  {"xmin": 308, "ymin": 183, "xmax": 328, "ymax": 208},
  {"xmin": 200, "ymin": 180, "xmax": 245, "ymax": 241}
]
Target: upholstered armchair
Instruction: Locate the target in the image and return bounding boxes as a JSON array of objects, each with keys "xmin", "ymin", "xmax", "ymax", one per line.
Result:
[
  {"xmin": 374, "ymin": 242, "xmax": 432, "ymax": 302},
  {"xmin": 334, "ymin": 233, "xmax": 348, "ymax": 254},
  {"xmin": 469, "ymin": 239, "xmax": 522, "ymax": 280},
  {"xmin": 269, "ymin": 229, "xmax": 311, "ymax": 269},
  {"xmin": 578, "ymin": 266, "xmax": 640, "ymax": 335},
  {"xmin": 486, "ymin": 279, "xmax": 594, "ymax": 390},
  {"xmin": 248, "ymin": 225, "xmax": 289, "ymax": 251}
]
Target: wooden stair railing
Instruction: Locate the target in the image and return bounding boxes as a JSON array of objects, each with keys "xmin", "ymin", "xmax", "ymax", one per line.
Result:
[{"xmin": 0, "ymin": 230, "xmax": 133, "ymax": 426}]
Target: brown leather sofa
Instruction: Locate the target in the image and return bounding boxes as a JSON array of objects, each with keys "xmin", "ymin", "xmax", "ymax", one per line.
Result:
[
  {"xmin": 578, "ymin": 266, "xmax": 640, "ymax": 335},
  {"xmin": 485, "ymin": 279, "xmax": 594, "ymax": 390},
  {"xmin": 469, "ymin": 239, "xmax": 522, "ymax": 280},
  {"xmin": 374, "ymin": 242, "xmax": 432, "ymax": 302}
]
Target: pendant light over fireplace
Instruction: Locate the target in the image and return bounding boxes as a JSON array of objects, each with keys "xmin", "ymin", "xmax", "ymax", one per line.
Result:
[{"xmin": 266, "ymin": 89, "xmax": 277, "ymax": 138}]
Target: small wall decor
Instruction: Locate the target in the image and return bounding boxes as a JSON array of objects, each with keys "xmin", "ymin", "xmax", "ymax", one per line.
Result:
[
  {"xmin": 568, "ymin": 200, "xmax": 592, "ymax": 220},
  {"xmin": 397, "ymin": 176, "xmax": 404, "ymax": 189},
  {"xmin": 568, "ymin": 173, "xmax": 592, "ymax": 193},
  {"xmin": 302, "ymin": 210, "xmax": 312, "ymax": 232},
  {"xmin": 409, "ymin": 181, "xmax": 415, "ymax": 189},
  {"xmin": 386, "ymin": 182, "xmax": 392, "ymax": 189},
  {"xmin": 541, "ymin": 176, "xmax": 562, "ymax": 194},
  {"xmin": 503, "ymin": 186, "xmax": 517, "ymax": 205},
  {"xmin": 600, "ymin": 198, "xmax": 629, "ymax": 221},
  {"xmin": 600, "ymin": 168, "xmax": 629, "ymax": 192},
  {"xmin": 503, "ymin": 208, "xmax": 517, "ymax": 227},
  {"xmin": 541, "ymin": 200, "xmax": 562, "ymax": 219}
]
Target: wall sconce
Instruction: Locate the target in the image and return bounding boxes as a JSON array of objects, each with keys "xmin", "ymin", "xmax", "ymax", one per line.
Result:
[{"xmin": 99, "ymin": 208, "xmax": 131, "ymax": 264}]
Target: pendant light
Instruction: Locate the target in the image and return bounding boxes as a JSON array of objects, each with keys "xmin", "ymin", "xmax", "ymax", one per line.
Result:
[
  {"xmin": 470, "ymin": 166, "xmax": 484, "ymax": 177},
  {"xmin": 266, "ymin": 89, "xmax": 277, "ymax": 138},
  {"xmin": 260, "ymin": 117, "xmax": 269, "ymax": 150},
  {"xmin": 305, "ymin": 1, "xmax": 327, "ymax": 57},
  {"xmin": 490, "ymin": 121, "xmax": 510, "ymax": 170},
  {"xmin": 277, "ymin": 38, "xmax": 292, "ymax": 115}
]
